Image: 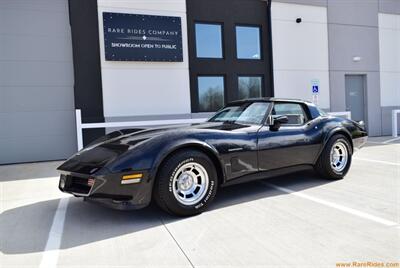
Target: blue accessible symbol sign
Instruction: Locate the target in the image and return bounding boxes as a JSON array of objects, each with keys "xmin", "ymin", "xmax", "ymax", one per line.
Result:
[
  {"xmin": 311, "ymin": 79, "xmax": 320, "ymax": 94},
  {"xmin": 311, "ymin": 79, "xmax": 320, "ymax": 106}
]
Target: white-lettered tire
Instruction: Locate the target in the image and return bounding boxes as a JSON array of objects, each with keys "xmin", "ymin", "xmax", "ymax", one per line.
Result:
[
  {"xmin": 154, "ymin": 149, "xmax": 218, "ymax": 216},
  {"xmin": 315, "ymin": 134, "xmax": 352, "ymax": 180}
]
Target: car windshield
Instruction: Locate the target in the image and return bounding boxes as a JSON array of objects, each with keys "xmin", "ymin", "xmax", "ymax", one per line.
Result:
[{"xmin": 208, "ymin": 102, "xmax": 270, "ymax": 125}]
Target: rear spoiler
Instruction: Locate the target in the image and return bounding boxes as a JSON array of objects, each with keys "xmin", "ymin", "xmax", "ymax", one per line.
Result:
[{"xmin": 354, "ymin": 120, "xmax": 366, "ymax": 130}]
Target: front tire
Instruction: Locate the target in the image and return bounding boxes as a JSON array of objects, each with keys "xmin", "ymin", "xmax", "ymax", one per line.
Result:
[
  {"xmin": 154, "ymin": 150, "xmax": 218, "ymax": 216},
  {"xmin": 315, "ymin": 134, "xmax": 352, "ymax": 180}
]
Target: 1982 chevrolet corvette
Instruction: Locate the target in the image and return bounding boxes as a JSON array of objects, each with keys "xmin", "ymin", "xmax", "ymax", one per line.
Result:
[{"xmin": 58, "ymin": 98, "xmax": 367, "ymax": 216}]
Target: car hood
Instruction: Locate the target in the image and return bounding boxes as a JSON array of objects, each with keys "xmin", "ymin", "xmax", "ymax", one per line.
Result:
[
  {"xmin": 58, "ymin": 121, "xmax": 250, "ymax": 174},
  {"xmin": 58, "ymin": 126, "xmax": 175, "ymax": 174},
  {"xmin": 111, "ymin": 121, "xmax": 249, "ymax": 144}
]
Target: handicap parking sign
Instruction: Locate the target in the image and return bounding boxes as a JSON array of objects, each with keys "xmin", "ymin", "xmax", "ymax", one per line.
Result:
[{"xmin": 311, "ymin": 79, "xmax": 320, "ymax": 94}]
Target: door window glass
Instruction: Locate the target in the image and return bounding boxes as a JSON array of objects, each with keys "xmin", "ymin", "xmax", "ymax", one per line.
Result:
[{"xmin": 272, "ymin": 103, "xmax": 308, "ymax": 125}]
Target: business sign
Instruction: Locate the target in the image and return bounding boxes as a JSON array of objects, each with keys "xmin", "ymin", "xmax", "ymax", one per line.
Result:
[{"xmin": 103, "ymin": 12, "xmax": 183, "ymax": 62}]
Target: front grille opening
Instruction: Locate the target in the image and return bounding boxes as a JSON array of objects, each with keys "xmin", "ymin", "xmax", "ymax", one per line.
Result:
[{"xmin": 63, "ymin": 175, "xmax": 92, "ymax": 195}]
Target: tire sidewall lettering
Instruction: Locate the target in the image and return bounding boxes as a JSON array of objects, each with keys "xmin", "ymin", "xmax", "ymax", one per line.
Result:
[
  {"xmin": 168, "ymin": 157, "xmax": 194, "ymax": 193},
  {"xmin": 167, "ymin": 156, "xmax": 216, "ymax": 211},
  {"xmin": 195, "ymin": 180, "xmax": 215, "ymax": 210}
]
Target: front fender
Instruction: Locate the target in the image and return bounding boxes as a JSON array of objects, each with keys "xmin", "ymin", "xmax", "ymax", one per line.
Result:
[
  {"xmin": 148, "ymin": 139, "xmax": 222, "ymax": 182},
  {"xmin": 105, "ymin": 136, "xmax": 223, "ymax": 183}
]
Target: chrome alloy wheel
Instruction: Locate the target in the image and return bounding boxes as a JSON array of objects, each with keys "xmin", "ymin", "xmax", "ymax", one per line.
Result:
[
  {"xmin": 330, "ymin": 141, "xmax": 348, "ymax": 172},
  {"xmin": 172, "ymin": 162, "xmax": 209, "ymax": 206}
]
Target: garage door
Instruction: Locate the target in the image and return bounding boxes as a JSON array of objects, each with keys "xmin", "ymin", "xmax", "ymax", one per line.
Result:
[{"xmin": 0, "ymin": 0, "xmax": 76, "ymax": 164}]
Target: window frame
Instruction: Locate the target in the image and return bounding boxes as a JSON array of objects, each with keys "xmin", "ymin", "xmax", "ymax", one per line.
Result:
[
  {"xmin": 194, "ymin": 21, "xmax": 225, "ymax": 60},
  {"xmin": 186, "ymin": 0, "xmax": 274, "ymax": 114},
  {"xmin": 196, "ymin": 74, "xmax": 226, "ymax": 112},
  {"xmin": 234, "ymin": 24, "xmax": 263, "ymax": 61}
]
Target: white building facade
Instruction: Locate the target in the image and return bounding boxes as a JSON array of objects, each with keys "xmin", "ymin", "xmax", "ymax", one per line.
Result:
[{"xmin": 0, "ymin": 0, "xmax": 399, "ymax": 164}]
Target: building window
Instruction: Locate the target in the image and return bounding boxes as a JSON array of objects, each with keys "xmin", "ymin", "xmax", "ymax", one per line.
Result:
[
  {"xmin": 238, "ymin": 76, "xmax": 263, "ymax": 99},
  {"xmin": 198, "ymin": 76, "xmax": 225, "ymax": 112},
  {"xmin": 235, "ymin": 26, "xmax": 261, "ymax": 59},
  {"xmin": 195, "ymin": 23, "xmax": 223, "ymax": 58}
]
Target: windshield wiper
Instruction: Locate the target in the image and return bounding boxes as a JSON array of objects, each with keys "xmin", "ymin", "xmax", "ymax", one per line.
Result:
[{"xmin": 208, "ymin": 119, "xmax": 237, "ymax": 124}]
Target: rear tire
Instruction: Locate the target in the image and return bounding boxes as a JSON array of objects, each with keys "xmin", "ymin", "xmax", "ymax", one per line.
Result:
[
  {"xmin": 154, "ymin": 150, "xmax": 218, "ymax": 216},
  {"xmin": 315, "ymin": 134, "xmax": 352, "ymax": 180}
]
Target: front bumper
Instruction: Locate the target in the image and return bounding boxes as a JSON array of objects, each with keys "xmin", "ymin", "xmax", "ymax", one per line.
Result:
[{"xmin": 58, "ymin": 170, "xmax": 153, "ymax": 210}]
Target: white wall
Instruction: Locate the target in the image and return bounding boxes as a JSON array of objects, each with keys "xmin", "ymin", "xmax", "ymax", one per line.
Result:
[
  {"xmin": 0, "ymin": 0, "xmax": 77, "ymax": 164},
  {"xmin": 271, "ymin": 2, "xmax": 330, "ymax": 109},
  {"xmin": 97, "ymin": 0, "xmax": 191, "ymax": 118},
  {"xmin": 378, "ymin": 13, "xmax": 400, "ymax": 107}
]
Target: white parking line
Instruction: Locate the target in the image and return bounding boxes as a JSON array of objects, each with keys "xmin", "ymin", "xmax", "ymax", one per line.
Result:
[
  {"xmin": 262, "ymin": 182, "xmax": 399, "ymax": 227},
  {"xmin": 383, "ymin": 137, "xmax": 400, "ymax": 144},
  {"xmin": 354, "ymin": 157, "xmax": 400, "ymax": 167},
  {"xmin": 39, "ymin": 197, "xmax": 69, "ymax": 268},
  {"xmin": 367, "ymin": 141, "xmax": 386, "ymax": 144},
  {"xmin": 367, "ymin": 140, "xmax": 400, "ymax": 145}
]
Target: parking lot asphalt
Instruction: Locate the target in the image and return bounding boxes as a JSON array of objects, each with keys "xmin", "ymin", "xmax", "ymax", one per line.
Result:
[{"xmin": 1, "ymin": 137, "xmax": 399, "ymax": 268}]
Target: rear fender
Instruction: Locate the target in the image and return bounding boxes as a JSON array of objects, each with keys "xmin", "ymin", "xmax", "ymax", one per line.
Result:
[{"xmin": 315, "ymin": 127, "xmax": 353, "ymax": 162}]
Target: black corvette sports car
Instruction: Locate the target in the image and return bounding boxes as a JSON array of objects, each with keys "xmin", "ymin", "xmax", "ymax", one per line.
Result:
[{"xmin": 58, "ymin": 98, "xmax": 367, "ymax": 216}]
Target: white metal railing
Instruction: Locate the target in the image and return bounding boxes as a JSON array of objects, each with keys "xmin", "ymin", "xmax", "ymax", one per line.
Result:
[
  {"xmin": 327, "ymin": 111, "xmax": 351, "ymax": 119},
  {"xmin": 75, "ymin": 109, "xmax": 352, "ymax": 151},
  {"xmin": 392, "ymin": 109, "xmax": 400, "ymax": 137},
  {"xmin": 75, "ymin": 109, "xmax": 208, "ymax": 150}
]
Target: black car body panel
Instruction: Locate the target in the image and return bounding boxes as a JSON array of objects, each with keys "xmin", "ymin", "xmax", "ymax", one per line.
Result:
[{"xmin": 58, "ymin": 98, "xmax": 368, "ymax": 210}]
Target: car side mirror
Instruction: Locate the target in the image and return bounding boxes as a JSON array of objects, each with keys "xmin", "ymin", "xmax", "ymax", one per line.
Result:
[{"xmin": 269, "ymin": 115, "xmax": 289, "ymax": 131}]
